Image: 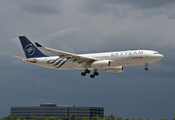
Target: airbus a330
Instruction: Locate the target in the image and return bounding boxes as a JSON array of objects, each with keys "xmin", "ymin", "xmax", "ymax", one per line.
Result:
[{"xmin": 13, "ymin": 36, "xmax": 164, "ymax": 78}]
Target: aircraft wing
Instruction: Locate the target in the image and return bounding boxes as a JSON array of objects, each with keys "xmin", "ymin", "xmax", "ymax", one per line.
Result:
[{"xmin": 35, "ymin": 42, "xmax": 97, "ymax": 63}]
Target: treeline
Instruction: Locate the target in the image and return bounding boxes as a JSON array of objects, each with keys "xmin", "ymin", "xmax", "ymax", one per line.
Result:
[{"xmin": 0, "ymin": 115, "xmax": 167, "ymax": 120}]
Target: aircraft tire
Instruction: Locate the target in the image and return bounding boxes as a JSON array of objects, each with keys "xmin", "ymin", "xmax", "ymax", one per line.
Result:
[
  {"xmin": 85, "ymin": 69, "xmax": 90, "ymax": 74},
  {"xmin": 90, "ymin": 74, "xmax": 95, "ymax": 78},
  {"xmin": 94, "ymin": 72, "xmax": 99, "ymax": 76},
  {"xmin": 81, "ymin": 72, "xmax": 86, "ymax": 76},
  {"xmin": 144, "ymin": 68, "xmax": 148, "ymax": 71}
]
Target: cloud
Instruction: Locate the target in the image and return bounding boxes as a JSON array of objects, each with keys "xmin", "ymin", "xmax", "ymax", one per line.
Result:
[
  {"xmin": 79, "ymin": 0, "xmax": 175, "ymax": 19},
  {"xmin": 115, "ymin": 0, "xmax": 175, "ymax": 9},
  {"xmin": 13, "ymin": 0, "xmax": 61, "ymax": 15},
  {"xmin": 47, "ymin": 27, "xmax": 81, "ymax": 38},
  {"xmin": 81, "ymin": 0, "xmax": 175, "ymax": 9}
]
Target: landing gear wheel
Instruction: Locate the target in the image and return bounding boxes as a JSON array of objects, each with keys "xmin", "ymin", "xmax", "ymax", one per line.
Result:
[
  {"xmin": 144, "ymin": 63, "xmax": 149, "ymax": 71},
  {"xmin": 90, "ymin": 69, "xmax": 99, "ymax": 78},
  {"xmin": 145, "ymin": 68, "xmax": 148, "ymax": 71},
  {"xmin": 85, "ymin": 69, "xmax": 90, "ymax": 74},
  {"xmin": 90, "ymin": 74, "xmax": 95, "ymax": 78},
  {"xmin": 81, "ymin": 69, "xmax": 90, "ymax": 76},
  {"xmin": 81, "ymin": 72, "xmax": 86, "ymax": 76},
  {"xmin": 94, "ymin": 72, "xmax": 99, "ymax": 76}
]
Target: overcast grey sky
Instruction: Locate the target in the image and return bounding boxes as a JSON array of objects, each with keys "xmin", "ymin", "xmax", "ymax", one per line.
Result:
[{"xmin": 1, "ymin": 0, "xmax": 175, "ymax": 119}]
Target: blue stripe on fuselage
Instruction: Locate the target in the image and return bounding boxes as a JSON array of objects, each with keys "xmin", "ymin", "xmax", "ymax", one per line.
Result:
[
  {"xmin": 47, "ymin": 58, "xmax": 69, "ymax": 68},
  {"xmin": 53, "ymin": 58, "xmax": 64, "ymax": 66},
  {"xmin": 47, "ymin": 58, "xmax": 59, "ymax": 64},
  {"xmin": 56, "ymin": 61, "xmax": 67, "ymax": 68}
]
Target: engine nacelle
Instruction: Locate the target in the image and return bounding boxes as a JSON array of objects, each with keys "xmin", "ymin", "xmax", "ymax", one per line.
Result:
[
  {"xmin": 105, "ymin": 66, "xmax": 124, "ymax": 73},
  {"xmin": 91, "ymin": 60, "xmax": 110, "ymax": 69}
]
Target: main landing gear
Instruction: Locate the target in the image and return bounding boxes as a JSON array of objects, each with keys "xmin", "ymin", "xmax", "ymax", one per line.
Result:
[
  {"xmin": 144, "ymin": 63, "xmax": 149, "ymax": 71},
  {"xmin": 81, "ymin": 69, "xmax": 90, "ymax": 76},
  {"xmin": 81, "ymin": 69, "xmax": 99, "ymax": 78},
  {"xmin": 90, "ymin": 69, "xmax": 99, "ymax": 78}
]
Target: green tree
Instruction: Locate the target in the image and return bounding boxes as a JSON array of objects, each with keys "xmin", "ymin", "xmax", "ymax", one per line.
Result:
[
  {"xmin": 92, "ymin": 115, "xmax": 100, "ymax": 120},
  {"xmin": 32, "ymin": 116, "xmax": 37, "ymax": 120},
  {"xmin": 35, "ymin": 116, "xmax": 47, "ymax": 120},
  {"xmin": 131, "ymin": 118, "xmax": 135, "ymax": 120},
  {"xmin": 103, "ymin": 115, "xmax": 108, "ymax": 120},
  {"xmin": 91, "ymin": 115, "xmax": 103, "ymax": 120},
  {"xmin": 107, "ymin": 115, "xmax": 115, "ymax": 120},
  {"xmin": 81, "ymin": 118, "xmax": 90, "ymax": 120},
  {"xmin": 45, "ymin": 116, "xmax": 61, "ymax": 120},
  {"xmin": 18, "ymin": 116, "xmax": 27, "ymax": 120},
  {"xmin": 14, "ymin": 116, "xmax": 19, "ymax": 120},
  {"xmin": 125, "ymin": 118, "xmax": 130, "ymax": 120},
  {"xmin": 116, "ymin": 117, "xmax": 123, "ymax": 120},
  {"xmin": 10, "ymin": 116, "xmax": 15, "ymax": 120},
  {"xmin": 74, "ymin": 118, "xmax": 80, "ymax": 120},
  {"xmin": 2, "ymin": 115, "xmax": 11, "ymax": 120},
  {"xmin": 68, "ymin": 115, "xmax": 74, "ymax": 120}
]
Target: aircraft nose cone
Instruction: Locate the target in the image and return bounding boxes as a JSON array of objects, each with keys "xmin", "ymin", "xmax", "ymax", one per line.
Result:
[
  {"xmin": 160, "ymin": 54, "xmax": 164, "ymax": 58},
  {"xmin": 157, "ymin": 54, "xmax": 164, "ymax": 60}
]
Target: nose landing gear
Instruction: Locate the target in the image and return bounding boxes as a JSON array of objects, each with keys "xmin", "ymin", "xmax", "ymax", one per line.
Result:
[{"xmin": 144, "ymin": 63, "xmax": 149, "ymax": 71}]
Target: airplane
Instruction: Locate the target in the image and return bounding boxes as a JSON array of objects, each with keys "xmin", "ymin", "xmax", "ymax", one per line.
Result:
[{"xmin": 13, "ymin": 36, "xmax": 164, "ymax": 78}]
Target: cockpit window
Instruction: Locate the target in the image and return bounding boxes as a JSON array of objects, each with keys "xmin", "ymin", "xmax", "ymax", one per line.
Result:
[{"xmin": 154, "ymin": 52, "xmax": 158, "ymax": 54}]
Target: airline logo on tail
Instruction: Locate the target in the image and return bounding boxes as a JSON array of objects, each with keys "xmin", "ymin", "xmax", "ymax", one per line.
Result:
[{"xmin": 24, "ymin": 44, "xmax": 35, "ymax": 56}]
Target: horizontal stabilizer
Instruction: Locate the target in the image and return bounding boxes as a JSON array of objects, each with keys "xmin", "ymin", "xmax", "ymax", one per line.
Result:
[
  {"xmin": 13, "ymin": 56, "xmax": 37, "ymax": 63},
  {"xmin": 13, "ymin": 56, "xmax": 26, "ymax": 60}
]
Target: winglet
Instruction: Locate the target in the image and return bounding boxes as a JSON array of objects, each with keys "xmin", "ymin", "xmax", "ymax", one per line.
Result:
[{"xmin": 35, "ymin": 42, "xmax": 42, "ymax": 47}]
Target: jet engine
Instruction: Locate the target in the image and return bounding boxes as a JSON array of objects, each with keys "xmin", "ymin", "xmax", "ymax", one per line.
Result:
[
  {"xmin": 91, "ymin": 60, "xmax": 110, "ymax": 69},
  {"xmin": 105, "ymin": 66, "xmax": 124, "ymax": 73}
]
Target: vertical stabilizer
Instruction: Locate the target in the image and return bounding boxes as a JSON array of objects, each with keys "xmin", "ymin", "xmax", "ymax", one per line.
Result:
[{"xmin": 19, "ymin": 36, "xmax": 47, "ymax": 58}]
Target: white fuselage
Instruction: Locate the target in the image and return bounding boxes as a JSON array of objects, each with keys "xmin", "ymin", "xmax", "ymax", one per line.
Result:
[{"xmin": 28, "ymin": 50, "xmax": 164, "ymax": 70}]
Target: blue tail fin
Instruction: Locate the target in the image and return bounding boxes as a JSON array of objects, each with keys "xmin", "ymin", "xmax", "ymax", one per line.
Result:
[{"xmin": 19, "ymin": 36, "xmax": 47, "ymax": 58}]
